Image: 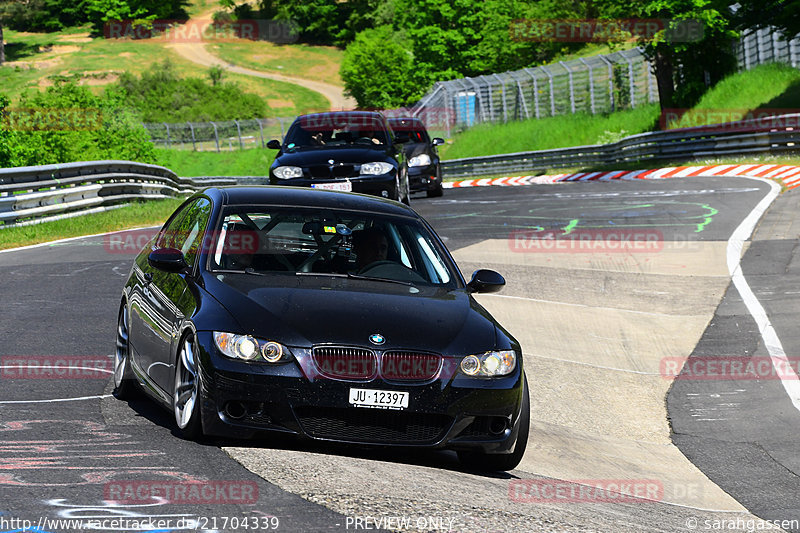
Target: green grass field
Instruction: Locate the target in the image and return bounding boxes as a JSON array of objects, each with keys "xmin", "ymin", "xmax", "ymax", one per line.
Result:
[
  {"xmin": 439, "ymin": 104, "xmax": 660, "ymax": 160},
  {"xmin": 154, "ymin": 147, "xmax": 274, "ymax": 176},
  {"xmin": 0, "ymin": 27, "xmax": 328, "ymax": 115}
]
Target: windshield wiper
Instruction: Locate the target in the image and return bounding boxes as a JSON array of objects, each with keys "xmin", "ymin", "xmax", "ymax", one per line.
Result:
[
  {"xmin": 295, "ymin": 271, "xmax": 414, "ymax": 287},
  {"xmin": 346, "ymin": 272, "xmax": 413, "ymax": 287}
]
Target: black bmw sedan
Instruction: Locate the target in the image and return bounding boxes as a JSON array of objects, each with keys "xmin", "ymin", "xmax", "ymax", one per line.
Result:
[
  {"xmin": 267, "ymin": 111, "xmax": 411, "ymax": 204},
  {"xmin": 388, "ymin": 117, "xmax": 445, "ymax": 198},
  {"xmin": 114, "ymin": 186, "xmax": 529, "ymax": 471}
]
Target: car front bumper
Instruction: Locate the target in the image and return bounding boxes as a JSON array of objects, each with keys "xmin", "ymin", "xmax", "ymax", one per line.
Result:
[
  {"xmin": 196, "ymin": 334, "xmax": 525, "ymax": 454},
  {"xmin": 408, "ymin": 164, "xmax": 441, "ymax": 192},
  {"xmin": 270, "ymin": 174, "xmax": 399, "ymax": 199}
]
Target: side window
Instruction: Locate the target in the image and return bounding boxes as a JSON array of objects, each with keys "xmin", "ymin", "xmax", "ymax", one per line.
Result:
[{"xmin": 156, "ymin": 198, "xmax": 212, "ymax": 268}]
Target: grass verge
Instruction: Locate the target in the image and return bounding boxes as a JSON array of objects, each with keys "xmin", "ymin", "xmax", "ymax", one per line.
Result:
[
  {"xmin": 154, "ymin": 148, "xmax": 274, "ymax": 176},
  {"xmin": 0, "ymin": 198, "xmax": 183, "ymax": 250},
  {"xmin": 440, "ymin": 104, "xmax": 660, "ymax": 160}
]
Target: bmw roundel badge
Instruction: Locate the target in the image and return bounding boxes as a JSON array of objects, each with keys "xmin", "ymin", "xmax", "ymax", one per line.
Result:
[{"xmin": 369, "ymin": 333, "xmax": 385, "ymax": 345}]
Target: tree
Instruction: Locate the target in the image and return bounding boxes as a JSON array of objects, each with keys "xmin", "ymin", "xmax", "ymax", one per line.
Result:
[
  {"xmin": 340, "ymin": 25, "xmax": 423, "ymax": 108},
  {"xmin": 596, "ymin": 0, "xmax": 738, "ymax": 110},
  {"xmin": 732, "ymin": 1, "xmax": 800, "ymax": 37}
]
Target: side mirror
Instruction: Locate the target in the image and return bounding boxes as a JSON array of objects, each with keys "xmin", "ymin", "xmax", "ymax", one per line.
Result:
[
  {"xmin": 148, "ymin": 248, "xmax": 188, "ymax": 273},
  {"xmin": 267, "ymin": 139, "xmax": 281, "ymax": 149},
  {"xmin": 466, "ymin": 269, "xmax": 505, "ymax": 294},
  {"xmin": 432, "ymin": 137, "xmax": 445, "ymax": 146}
]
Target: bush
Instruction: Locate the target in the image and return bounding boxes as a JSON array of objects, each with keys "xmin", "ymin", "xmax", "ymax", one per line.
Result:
[
  {"xmin": 0, "ymin": 83, "xmax": 156, "ymax": 168},
  {"xmin": 114, "ymin": 60, "xmax": 266, "ymax": 122}
]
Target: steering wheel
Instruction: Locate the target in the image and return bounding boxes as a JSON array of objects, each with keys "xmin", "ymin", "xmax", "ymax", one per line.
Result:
[{"xmin": 357, "ymin": 260, "xmax": 398, "ymax": 275}]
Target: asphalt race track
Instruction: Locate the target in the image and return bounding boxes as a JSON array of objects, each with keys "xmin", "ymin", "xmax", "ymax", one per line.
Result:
[{"xmin": 1, "ymin": 175, "xmax": 799, "ymax": 532}]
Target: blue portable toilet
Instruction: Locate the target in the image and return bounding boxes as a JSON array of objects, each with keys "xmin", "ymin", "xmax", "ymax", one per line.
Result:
[{"xmin": 455, "ymin": 91, "xmax": 476, "ymax": 127}]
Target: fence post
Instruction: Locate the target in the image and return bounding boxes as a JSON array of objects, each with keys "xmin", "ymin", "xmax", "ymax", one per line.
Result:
[
  {"xmin": 163, "ymin": 123, "xmax": 170, "ymax": 148},
  {"xmin": 646, "ymin": 58, "xmax": 657, "ymax": 104},
  {"xmin": 791, "ymin": 37, "xmax": 799, "ymax": 68},
  {"xmin": 211, "ymin": 121, "xmax": 220, "ymax": 152},
  {"xmin": 559, "ymin": 62, "xmax": 576, "ymax": 114},
  {"xmin": 524, "ymin": 68, "xmax": 541, "ymax": 119},
  {"xmin": 756, "ymin": 28, "xmax": 766, "ymax": 64},
  {"xmin": 509, "ymin": 72, "xmax": 530, "ymax": 120},
  {"xmin": 598, "ymin": 55, "xmax": 615, "ymax": 112},
  {"xmin": 258, "ymin": 119, "xmax": 265, "ymax": 148},
  {"xmin": 277, "ymin": 117, "xmax": 285, "ymax": 139},
  {"xmin": 578, "ymin": 58, "xmax": 595, "ymax": 114},
  {"xmin": 494, "ymin": 74, "xmax": 508, "ymax": 122},
  {"xmin": 482, "ymin": 77, "xmax": 495, "ymax": 122},
  {"xmin": 624, "ymin": 56, "xmax": 636, "ymax": 108},
  {"xmin": 540, "ymin": 66, "xmax": 556, "ymax": 117},
  {"xmin": 235, "ymin": 119, "xmax": 243, "ymax": 150},
  {"xmin": 187, "ymin": 122, "xmax": 196, "ymax": 151}
]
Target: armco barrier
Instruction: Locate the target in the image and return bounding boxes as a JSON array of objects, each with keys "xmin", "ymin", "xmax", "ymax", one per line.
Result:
[{"xmin": 0, "ymin": 160, "xmax": 239, "ymax": 227}]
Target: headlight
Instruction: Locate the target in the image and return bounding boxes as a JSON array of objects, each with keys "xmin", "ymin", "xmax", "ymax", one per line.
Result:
[
  {"xmin": 408, "ymin": 154, "xmax": 431, "ymax": 167},
  {"xmin": 213, "ymin": 332, "xmax": 293, "ymax": 363},
  {"xmin": 460, "ymin": 350, "xmax": 516, "ymax": 377},
  {"xmin": 360, "ymin": 162, "xmax": 394, "ymax": 175},
  {"xmin": 273, "ymin": 166, "xmax": 303, "ymax": 179}
]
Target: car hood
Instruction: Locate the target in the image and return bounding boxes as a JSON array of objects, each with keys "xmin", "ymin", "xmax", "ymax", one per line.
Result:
[
  {"xmin": 273, "ymin": 147, "xmax": 394, "ymax": 167},
  {"xmin": 203, "ymin": 273, "xmax": 497, "ymax": 354},
  {"xmin": 402, "ymin": 142, "xmax": 432, "ymax": 158}
]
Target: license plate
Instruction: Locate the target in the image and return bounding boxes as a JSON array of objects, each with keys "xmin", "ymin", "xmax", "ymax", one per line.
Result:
[
  {"xmin": 349, "ymin": 388, "xmax": 409, "ymax": 410},
  {"xmin": 312, "ymin": 181, "xmax": 352, "ymax": 192}
]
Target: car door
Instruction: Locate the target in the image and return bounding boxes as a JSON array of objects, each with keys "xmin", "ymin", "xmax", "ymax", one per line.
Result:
[{"xmin": 129, "ymin": 197, "xmax": 212, "ymax": 394}]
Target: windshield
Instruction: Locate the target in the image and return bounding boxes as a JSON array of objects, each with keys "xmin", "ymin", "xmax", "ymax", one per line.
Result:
[
  {"xmin": 209, "ymin": 206, "xmax": 459, "ymax": 288},
  {"xmin": 284, "ymin": 114, "xmax": 388, "ymax": 149}
]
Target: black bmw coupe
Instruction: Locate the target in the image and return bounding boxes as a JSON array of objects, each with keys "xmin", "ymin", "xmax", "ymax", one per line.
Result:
[{"xmin": 114, "ymin": 186, "xmax": 529, "ymax": 470}]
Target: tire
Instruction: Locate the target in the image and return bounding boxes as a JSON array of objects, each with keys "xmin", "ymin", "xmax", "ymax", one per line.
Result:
[
  {"xmin": 112, "ymin": 303, "xmax": 136, "ymax": 399},
  {"xmin": 458, "ymin": 375, "xmax": 530, "ymax": 471},
  {"xmin": 427, "ymin": 182, "xmax": 444, "ymax": 198},
  {"xmin": 173, "ymin": 333, "xmax": 204, "ymax": 440},
  {"xmin": 402, "ymin": 172, "xmax": 411, "ymax": 205}
]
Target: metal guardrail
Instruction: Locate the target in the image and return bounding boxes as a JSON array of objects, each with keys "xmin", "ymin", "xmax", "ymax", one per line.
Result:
[
  {"xmin": 440, "ymin": 114, "xmax": 800, "ymax": 178},
  {"xmin": 3, "ymin": 113, "xmax": 800, "ymax": 227},
  {"xmin": 0, "ymin": 160, "xmax": 239, "ymax": 227}
]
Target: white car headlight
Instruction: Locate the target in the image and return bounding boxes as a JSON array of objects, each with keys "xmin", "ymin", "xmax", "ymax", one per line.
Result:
[
  {"xmin": 360, "ymin": 162, "xmax": 394, "ymax": 175},
  {"xmin": 460, "ymin": 350, "xmax": 516, "ymax": 377},
  {"xmin": 408, "ymin": 154, "xmax": 431, "ymax": 167},
  {"xmin": 213, "ymin": 332, "xmax": 293, "ymax": 363},
  {"xmin": 273, "ymin": 166, "xmax": 303, "ymax": 180}
]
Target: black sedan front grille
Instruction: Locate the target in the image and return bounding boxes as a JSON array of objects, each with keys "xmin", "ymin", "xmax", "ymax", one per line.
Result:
[
  {"xmin": 381, "ymin": 351, "xmax": 442, "ymax": 381},
  {"xmin": 308, "ymin": 165, "xmax": 356, "ymax": 179},
  {"xmin": 294, "ymin": 406, "xmax": 452, "ymax": 443},
  {"xmin": 313, "ymin": 346, "xmax": 377, "ymax": 380}
]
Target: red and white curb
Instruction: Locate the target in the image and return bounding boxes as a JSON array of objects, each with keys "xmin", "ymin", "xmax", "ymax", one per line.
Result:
[{"xmin": 444, "ymin": 164, "xmax": 800, "ymax": 190}]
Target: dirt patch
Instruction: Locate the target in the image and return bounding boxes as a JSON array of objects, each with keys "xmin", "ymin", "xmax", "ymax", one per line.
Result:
[
  {"xmin": 80, "ymin": 72, "xmax": 119, "ymax": 86},
  {"xmin": 267, "ymin": 99, "xmax": 293, "ymax": 108},
  {"xmin": 58, "ymin": 33, "xmax": 92, "ymax": 43},
  {"xmin": 118, "ymin": 52, "xmax": 134, "ymax": 58},
  {"xmin": 38, "ymin": 45, "xmax": 81, "ymax": 55}
]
